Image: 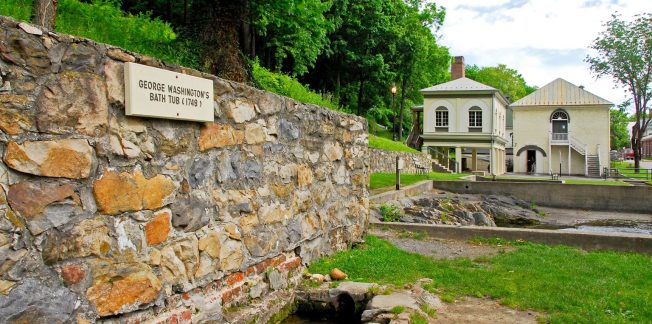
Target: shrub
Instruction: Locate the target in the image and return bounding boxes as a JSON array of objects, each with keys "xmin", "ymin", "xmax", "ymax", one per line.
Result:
[{"xmin": 379, "ymin": 204, "xmax": 403, "ymax": 222}]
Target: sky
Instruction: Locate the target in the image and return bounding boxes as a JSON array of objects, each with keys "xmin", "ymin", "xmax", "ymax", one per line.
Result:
[{"xmin": 433, "ymin": 0, "xmax": 651, "ymax": 107}]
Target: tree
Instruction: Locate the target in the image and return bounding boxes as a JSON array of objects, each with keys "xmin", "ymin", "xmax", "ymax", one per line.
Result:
[
  {"xmin": 465, "ymin": 64, "xmax": 535, "ymax": 102},
  {"xmin": 586, "ymin": 13, "xmax": 652, "ymax": 170},
  {"xmin": 610, "ymin": 101, "xmax": 631, "ymax": 150},
  {"xmin": 32, "ymin": 0, "xmax": 57, "ymax": 30}
]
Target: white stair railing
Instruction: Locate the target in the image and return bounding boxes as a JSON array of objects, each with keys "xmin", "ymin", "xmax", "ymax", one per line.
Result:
[{"xmin": 569, "ymin": 134, "xmax": 587, "ymax": 156}]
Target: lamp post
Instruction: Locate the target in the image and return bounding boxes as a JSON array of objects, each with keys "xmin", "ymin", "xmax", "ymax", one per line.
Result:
[{"xmin": 391, "ymin": 85, "xmax": 397, "ymax": 140}]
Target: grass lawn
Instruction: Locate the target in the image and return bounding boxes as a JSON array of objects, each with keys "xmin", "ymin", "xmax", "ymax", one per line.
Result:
[
  {"xmin": 310, "ymin": 235, "xmax": 652, "ymax": 323},
  {"xmin": 369, "ymin": 135, "xmax": 420, "ymax": 154},
  {"xmin": 370, "ymin": 172, "xmax": 469, "ymax": 190}
]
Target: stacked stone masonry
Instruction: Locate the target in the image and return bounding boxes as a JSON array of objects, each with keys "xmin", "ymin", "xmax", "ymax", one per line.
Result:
[
  {"xmin": 0, "ymin": 17, "xmax": 368, "ymax": 323},
  {"xmin": 367, "ymin": 147, "xmax": 432, "ymax": 174}
]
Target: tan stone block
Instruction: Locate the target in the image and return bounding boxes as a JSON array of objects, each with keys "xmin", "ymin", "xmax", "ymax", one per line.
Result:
[
  {"xmin": 149, "ymin": 249, "xmax": 161, "ymax": 265},
  {"xmin": 43, "ymin": 218, "xmax": 114, "ymax": 263},
  {"xmin": 198, "ymin": 123, "xmax": 244, "ymax": 151},
  {"xmin": 238, "ymin": 213, "xmax": 259, "ymax": 234},
  {"xmin": 324, "ymin": 142, "xmax": 344, "ymax": 161},
  {"xmin": 220, "ymin": 239, "xmax": 244, "ymax": 272},
  {"xmin": 144, "ymin": 210, "xmax": 171, "ymax": 246},
  {"xmin": 224, "ymin": 223, "xmax": 241, "ymax": 240},
  {"xmin": 271, "ymin": 182, "xmax": 294, "ymax": 199},
  {"xmin": 35, "ymin": 71, "xmax": 108, "ymax": 136},
  {"xmin": 86, "ymin": 261, "xmax": 161, "ymax": 316},
  {"xmin": 225, "ymin": 99, "xmax": 256, "ymax": 123},
  {"xmin": 297, "ymin": 164, "xmax": 314, "ymax": 187},
  {"xmin": 0, "ymin": 108, "xmax": 31, "ymax": 135},
  {"xmin": 104, "ymin": 60, "xmax": 124, "ymax": 104},
  {"xmin": 0, "ymin": 280, "xmax": 16, "ymax": 296},
  {"xmin": 244, "ymin": 123, "xmax": 266, "ymax": 144},
  {"xmin": 4, "ymin": 139, "xmax": 95, "ymax": 179},
  {"xmin": 160, "ymin": 237, "xmax": 199, "ymax": 285},
  {"xmin": 198, "ymin": 230, "xmax": 222, "ymax": 259},
  {"xmin": 106, "ymin": 48, "xmax": 136, "ymax": 62},
  {"xmin": 93, "ymin": 169, "xmax": 177, "ymax": 215},
  {"xmin": 258, "ymin": 203, "xmax": 289, "ymax": 224}
]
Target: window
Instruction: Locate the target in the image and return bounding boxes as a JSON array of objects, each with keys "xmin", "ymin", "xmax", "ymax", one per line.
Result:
[
  {"xmin": 469, "ymin": 107, "xmax": 482, "ymax": 128},
  {"xmin": 435, "ymin": 106, "xmax": 448, "ymax": 127}
]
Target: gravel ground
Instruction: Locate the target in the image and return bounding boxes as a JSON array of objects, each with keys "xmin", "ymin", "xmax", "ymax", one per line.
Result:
[{"xmin": 370, "ymin": 228, "xmax": 515, "ymax": 259}]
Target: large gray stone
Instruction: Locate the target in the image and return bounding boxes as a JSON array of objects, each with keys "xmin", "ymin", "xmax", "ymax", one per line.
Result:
[
  {"xmin": 189, "ymin": 156, "xmax": 214, "ymax": 189},
  {"xmin": 367, "ymin": 293, "xmax": 419, "ymax": 311},
  {"xmin": 279, "ymin": 119, "xmax": 299, "ymax": 140},
  {"xmin": 0, "ymin": 279, "xmax": 77, "ymax": 324}
]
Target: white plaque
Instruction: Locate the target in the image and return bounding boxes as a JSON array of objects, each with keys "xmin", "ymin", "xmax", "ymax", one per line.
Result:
[
  {"xmin": 124, "ymin": 62, "xmax": 214, "ymax": 122},
  {"xmin": 397, "ymin": 158, "xmax": 405, "ymax": 170}
]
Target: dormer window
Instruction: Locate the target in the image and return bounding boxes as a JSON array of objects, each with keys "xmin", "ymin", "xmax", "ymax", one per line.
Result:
[
  {"xmin": 469, "ymin": 106, "xmax": 482, "ymax": 132},
  {"xmin": 435, "ymin": 106, "xmax": 448, "ymax": 132}
]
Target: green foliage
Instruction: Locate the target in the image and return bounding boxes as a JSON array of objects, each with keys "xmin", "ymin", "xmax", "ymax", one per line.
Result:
[
  {"xmin": 611, "ymin": 104, "xmax": 631, "ymax": 150},
  {"xmin": 369, "ymin": 135, "xmax": 420, "ymax": 153},
  {"xmin": 369, "ymin": 172, "xmax": 469, "ymax": 190},
  {"xmin": 390, "ymin": 306, "xmax": 405, "ymax": 314},
  {"xmin": 309, "ymin": 235, "xmax": 652, "ymax": 323},
  {"xmin": 409, "ymin": 312, "xmax": 428, "ymax": 324},
  {"xmin": 465, "ymin": 64, "xmax": 536, "ymax": 101},
  {"xmin": 2, "ymin": 0, "xmax": 202, "ymax": 69},
  {"xmin": 419, "ymin": 303, "xmax": 437, "ymax": 318},
  {"xmin": 379, "ymin": 204, "xmax": 403, "ymax": 222},
  {"xmin": 0, "ymin": 0, "xmax": 31, "ymax": 21},
  {"xmin": 587, "ymin": 13, "xmax": 652, "ymax": 168},
  {"xmin": 251, "ymin": 0, "xmax": 333, "ymax": 76},
  {"xmin": 251, "ymin": 60, "xmax": 340, "ymax": 111}
]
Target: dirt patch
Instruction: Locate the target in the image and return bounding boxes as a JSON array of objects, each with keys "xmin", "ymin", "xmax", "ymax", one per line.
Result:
[
  {"xmin": 436, "ymin": 297, "xmax": 540, "ymax": 323},
  {"xmin": 370, "ymin": 228, "xmax": 515, "ymax": 260}
]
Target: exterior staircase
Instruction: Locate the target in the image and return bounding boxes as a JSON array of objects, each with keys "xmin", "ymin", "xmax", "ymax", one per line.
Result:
[
  {"xmin": 586, "ymin": 155, "xmax": 600, "ymax": 178},
  {"xmin": 432, "ymin": 160, "xmax": 453, "ymax": 173}
]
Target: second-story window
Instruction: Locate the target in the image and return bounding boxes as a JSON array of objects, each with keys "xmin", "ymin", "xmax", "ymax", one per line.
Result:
[
  {"xmin": 469, "ymin": 107, "xmax": 482, "ymax": 130},
  {"xmin": 435, "ymin": 106, "xmax": 448, "ymax": 131}
]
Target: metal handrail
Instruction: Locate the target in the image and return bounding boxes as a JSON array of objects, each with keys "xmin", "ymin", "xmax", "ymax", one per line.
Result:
[{"xmin": 606, "ymin": 167, "xmax": 651, "ymax": 180}]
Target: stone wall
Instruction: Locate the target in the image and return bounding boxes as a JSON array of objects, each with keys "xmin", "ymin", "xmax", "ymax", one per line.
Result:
[
  {"xmin": 0, "ymin": 17, "xmax": 368, "ymax": 323},
  {"xmin": 367, "ymin": 147, "xmax": 432, "ymax": 174}
]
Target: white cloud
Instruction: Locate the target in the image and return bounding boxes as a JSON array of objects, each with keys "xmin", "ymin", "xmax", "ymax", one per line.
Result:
[{"xmin": 433, "ymin": 0, "xmax": 652, "ymax": 106}]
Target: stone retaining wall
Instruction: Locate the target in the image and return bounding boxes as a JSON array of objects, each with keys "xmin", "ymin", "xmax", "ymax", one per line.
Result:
[
  {"xmin": 0, "ymin": 17, "xmax": 368, "ymax": 323},
  {"xmin": 368, "ymin": 147, "xmax": 431, "ymax": 174}
]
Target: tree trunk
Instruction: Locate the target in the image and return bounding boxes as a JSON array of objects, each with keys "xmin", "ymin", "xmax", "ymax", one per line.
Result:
[
  {"xmin": 32, "ymin": 0, "xmax": 57, "ymax": 31},
  {"xmin": 398, "ymin": 75, "xmax": 408, "ymax": 141},
  {"xmin": 357, "ymin": 78, "xmax": 365, "ymax": 116},
  {"xmin": 201, "ymin": 0, "xmax": 247, "ymax": 83}
]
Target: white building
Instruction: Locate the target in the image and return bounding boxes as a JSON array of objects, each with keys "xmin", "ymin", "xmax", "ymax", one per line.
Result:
[
  {"xmin": 511, "ymin": 78, "xmax": 612, "ymax": 176},
  {"xmin": 417, "ymin": 57, "xmax": 509, "ymax": 175}
]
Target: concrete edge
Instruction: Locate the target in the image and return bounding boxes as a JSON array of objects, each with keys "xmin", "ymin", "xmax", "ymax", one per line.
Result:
[
  {"xmin": 371, "ymin": 222, "xmax": 652, "ymax": 256},
  {"xmin": 369, "ymin": 180, "xmax": 433, "ymax": 204}
]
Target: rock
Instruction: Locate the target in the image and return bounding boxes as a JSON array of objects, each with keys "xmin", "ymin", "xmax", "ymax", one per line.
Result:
[
  {"xmin": 61, "ymin": 43, "xmax": 100, "ymax": 72},
  {"xmin": 4, "ymin": 139, "xmax": 95, "ymax": 179},
  {"xmin": 220, "ymin": 239, "xmax": 244, "ymax": 272},
  {"xmin": 104, "ymin": 60, "xmax": 124, "ymax": 104},
  {"xmin": 296, "ymin": 164, "xmax": 314, "ymax": 187},
  {"xmin": 160, "ymin": 237, "xmax": 199, "ymax": 286},
  {"xmin": 279, "ymin": 119, "xmax": 299, "ymax": 140},
  {"xmin": 198, "ymin": 230, "xmax": 222, "ymax": 259},
  {"xmin": 61, "ymin": 264, "xmax": 86, "ymax": 285},
  {"xmin": 310, "ymin": 274, "xmax": 326, "ymax": 283},
  {"xmin": 198, "ymin": 123, "xmax": 244, "ymax": 151},
  {"xmin": 43, "ymin": 218, "xmax": 114, "ymax": 264},
  {"xmin": 171, "ymin": 193, "xmax": 212, "ymax": 232},
  {"xmin": 86, "ymin": 261, "xmax": 161, "ymax": 316},
  {"xmin": 225, "ymin": 99, "xmax": 256, "ymax": 123},
  {"xmin": 0, "ymin": 108, "xmax": 32, "ymax": 135},
  {"xmin": 361, "ymin": 309, "xmax": 385, "ymax": 322},
  {"xmin": 243, "ymin": 229, "xmax": 278, "ymax": 257},
  {"xmin": 245, "ymin": 123, "xmax": 266, "ymax": 144},
  {"xmin": 35, "ymin": 72, "xmax": 108, "ymax": 136},
  {"xmin": 330, "ymin": 268, "xmax": 347, "ymax": 280},
  {"xmin": 106, "ymin": 48, "xmax": 135, "ymax": 62},
  {"xmin": 367, "ymin": 293, "xmax": 419, "ymax": 311},
  {"xmin": 18, "ymin": 22, "xmax": 43, "ymax": 35},
  {"xmin": 0, "ymin": 280, "xmax": 16, "ymax": 295},
  {"xmin": 93, "ymin": 169, "xmax": 177, "ymax": 215},
  {"xmin": 189, "ymin": 156, "xmax": 214, "ymax": 189},
  {"xmin": 0, "ymin": 279, "xmax": 77, "ymax": 323},
  {"xmin": 330, "ymin": 282, "xmax": 376, "ymax": 302},
  {"xmin": 258, "ymin": 202, "xmax": 289, "ymax": 224},
  {"xmin": 324, "ymin": 142, "xmax": 344, "ymax": 161},
  {"xmin": 0, "ymin": 29, "xmax": 50, "ymax": 74},
  {"xmin": 144, "ymin": 209, "xmax": 171, "ymax": 246},
  {"xmin": 267, "ymin": 269, "xmax": 287, "ymax": 290},
  {"xmin": 224, "ymin": 223, "xmax": 242, "ymax": 240},
  {"xmin": 7, "ymin": 182, "xmax": 83, "ymax": 235}
]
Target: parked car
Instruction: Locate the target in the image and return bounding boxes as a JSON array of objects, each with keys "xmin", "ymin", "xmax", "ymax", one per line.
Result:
[{"xmin": 623, "ymin": 148, "xmax": 634, "ymax": 160}]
